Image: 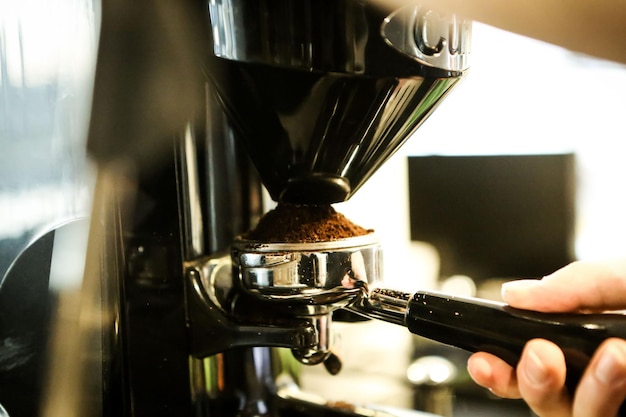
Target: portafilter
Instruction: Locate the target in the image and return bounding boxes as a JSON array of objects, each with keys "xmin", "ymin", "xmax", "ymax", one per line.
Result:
[{"xmin": 229, "ymin": 233, "xmax": 626, "ymax": 397}]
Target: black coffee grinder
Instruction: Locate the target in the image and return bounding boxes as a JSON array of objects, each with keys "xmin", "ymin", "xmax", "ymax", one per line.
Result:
[
  {"xmin": 3, "ymin": 1, "xmax": 626, "ymax": 417},
  {"xmin": 80, "ymin": 1, "xmax": 470, "ymax": 415}
]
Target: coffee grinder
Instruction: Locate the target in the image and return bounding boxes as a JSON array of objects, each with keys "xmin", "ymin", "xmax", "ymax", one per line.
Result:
[
  {"xmin": 79, "ymin": 0, "xmax": 472, "ymax": 415},
  {"xmin": 4, "ymin": 1, "xmax": 626, "ymax": 417}
]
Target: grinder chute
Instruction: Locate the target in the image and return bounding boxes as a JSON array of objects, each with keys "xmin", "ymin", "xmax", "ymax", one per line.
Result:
[{"xmin": 206, "ymin": 0, "xmax": 470, "ymax": 204}]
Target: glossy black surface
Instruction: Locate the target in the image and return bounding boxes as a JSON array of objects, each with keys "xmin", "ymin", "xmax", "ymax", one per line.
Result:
[
  {"xmin": 210, "ymin": 61, "xmax": 460, "ymax": 204},
  {"xmin": 207, "ymin": 0, "xmax": 466, "ymax": 204},
  {"xmin": 0, "ymin": 229, "xmax": 54, "ymax": 417},
  {"xmin": 105, "ymin": 149, "xmax": 192, "ymax": 417},
  {"xmin": 406, "ymin": 290, "xmax": 626, "ymax": 401}
]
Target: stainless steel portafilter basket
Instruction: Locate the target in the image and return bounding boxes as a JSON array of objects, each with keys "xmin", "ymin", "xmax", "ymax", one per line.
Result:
[
  {"xmin": 230, "ymin": 234, "xmax": 381, "ymax": 365},
  {"xmin": 231, "ymin": 234, "xmax": 381, "ymax": 311}
]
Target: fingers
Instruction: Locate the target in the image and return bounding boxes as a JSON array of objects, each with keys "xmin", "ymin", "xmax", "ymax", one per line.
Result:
[
  {"xmin": 573, "ymin": 338, "xmax": 626, "ymax": 417},
  {"xmin": 469, "ymin": 339, "xmax": 626, "ymax": 417},
  {"xmin": 468, "ymin": 340, "xmax": 571, "ymax": 416},
  {"xmin": 467, "ymin": 352, "xmax": 521, "ymax": 398},
  {"xmin": 501, "ymin": 259, "xmax": 626, "ymax": 313},
  {"xmin": 516, "ymin": 339, "xmax": 571, "ymax": 417},
  {"xmin": 472, "ymin": 260, "xmax": 626, "ymax": 416}
]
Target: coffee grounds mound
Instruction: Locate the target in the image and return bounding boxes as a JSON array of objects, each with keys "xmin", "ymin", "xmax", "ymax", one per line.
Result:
[{"xmin": 243, "ymin": 203, "xmax": 373, "ymax": 243}]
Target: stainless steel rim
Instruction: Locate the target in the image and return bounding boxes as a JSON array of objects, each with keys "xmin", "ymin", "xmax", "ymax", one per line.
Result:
[{"xmin": 231, "ymin": 232, "xmax": 380, "ymax": 252}]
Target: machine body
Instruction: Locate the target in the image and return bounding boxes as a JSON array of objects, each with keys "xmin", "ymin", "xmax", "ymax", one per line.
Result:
[{"xmin": 87, "ymin": 1, "xmax": 471, "ymax": 416}]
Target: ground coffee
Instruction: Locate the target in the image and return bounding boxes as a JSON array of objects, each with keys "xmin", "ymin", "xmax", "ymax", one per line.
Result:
[{"xmin": 243, "ymin": 203, "xmax": 373, "ymax": 243}]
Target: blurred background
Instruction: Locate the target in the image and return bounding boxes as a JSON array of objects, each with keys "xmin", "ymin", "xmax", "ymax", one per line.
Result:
[{"xmin": 1, "ymin": 0, "xmax": 98, "ymax": 282}]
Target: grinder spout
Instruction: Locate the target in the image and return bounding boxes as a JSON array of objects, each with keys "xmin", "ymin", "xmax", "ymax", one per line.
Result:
[{"xmin": 206, "ymin": 0, "xmax": 471, "ymax": 204}]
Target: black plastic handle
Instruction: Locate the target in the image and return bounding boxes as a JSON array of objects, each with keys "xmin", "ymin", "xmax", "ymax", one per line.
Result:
[{"xmin": 406, "ymin": 290, "xmax": 626, "ymax": 396}]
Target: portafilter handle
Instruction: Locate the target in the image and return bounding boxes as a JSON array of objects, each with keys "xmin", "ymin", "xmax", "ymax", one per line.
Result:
[{"xmin": 351, "ymin": 288, "xmax": 626, "ymax": 398}]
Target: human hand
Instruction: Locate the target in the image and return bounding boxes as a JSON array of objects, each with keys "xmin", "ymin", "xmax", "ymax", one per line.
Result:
[{"xmin": 467, "ymin": 259, "xmax": 626, "ymax": 417}]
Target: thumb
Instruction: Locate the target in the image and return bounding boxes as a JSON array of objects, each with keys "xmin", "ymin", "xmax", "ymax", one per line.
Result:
[{"xmin": 501, "ymin": 259, "xmax": 626, "ymax": 313}]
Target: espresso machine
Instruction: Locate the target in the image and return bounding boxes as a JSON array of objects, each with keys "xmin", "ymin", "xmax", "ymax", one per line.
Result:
[{"xmin": 3, "ymin": 1, "xmax": 626, "ymax": 417}]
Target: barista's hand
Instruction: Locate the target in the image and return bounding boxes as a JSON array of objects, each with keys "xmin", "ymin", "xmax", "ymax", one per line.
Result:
[{"xmin": 467, "ymin": 259, "xmax": 626, "ymax": 417}]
